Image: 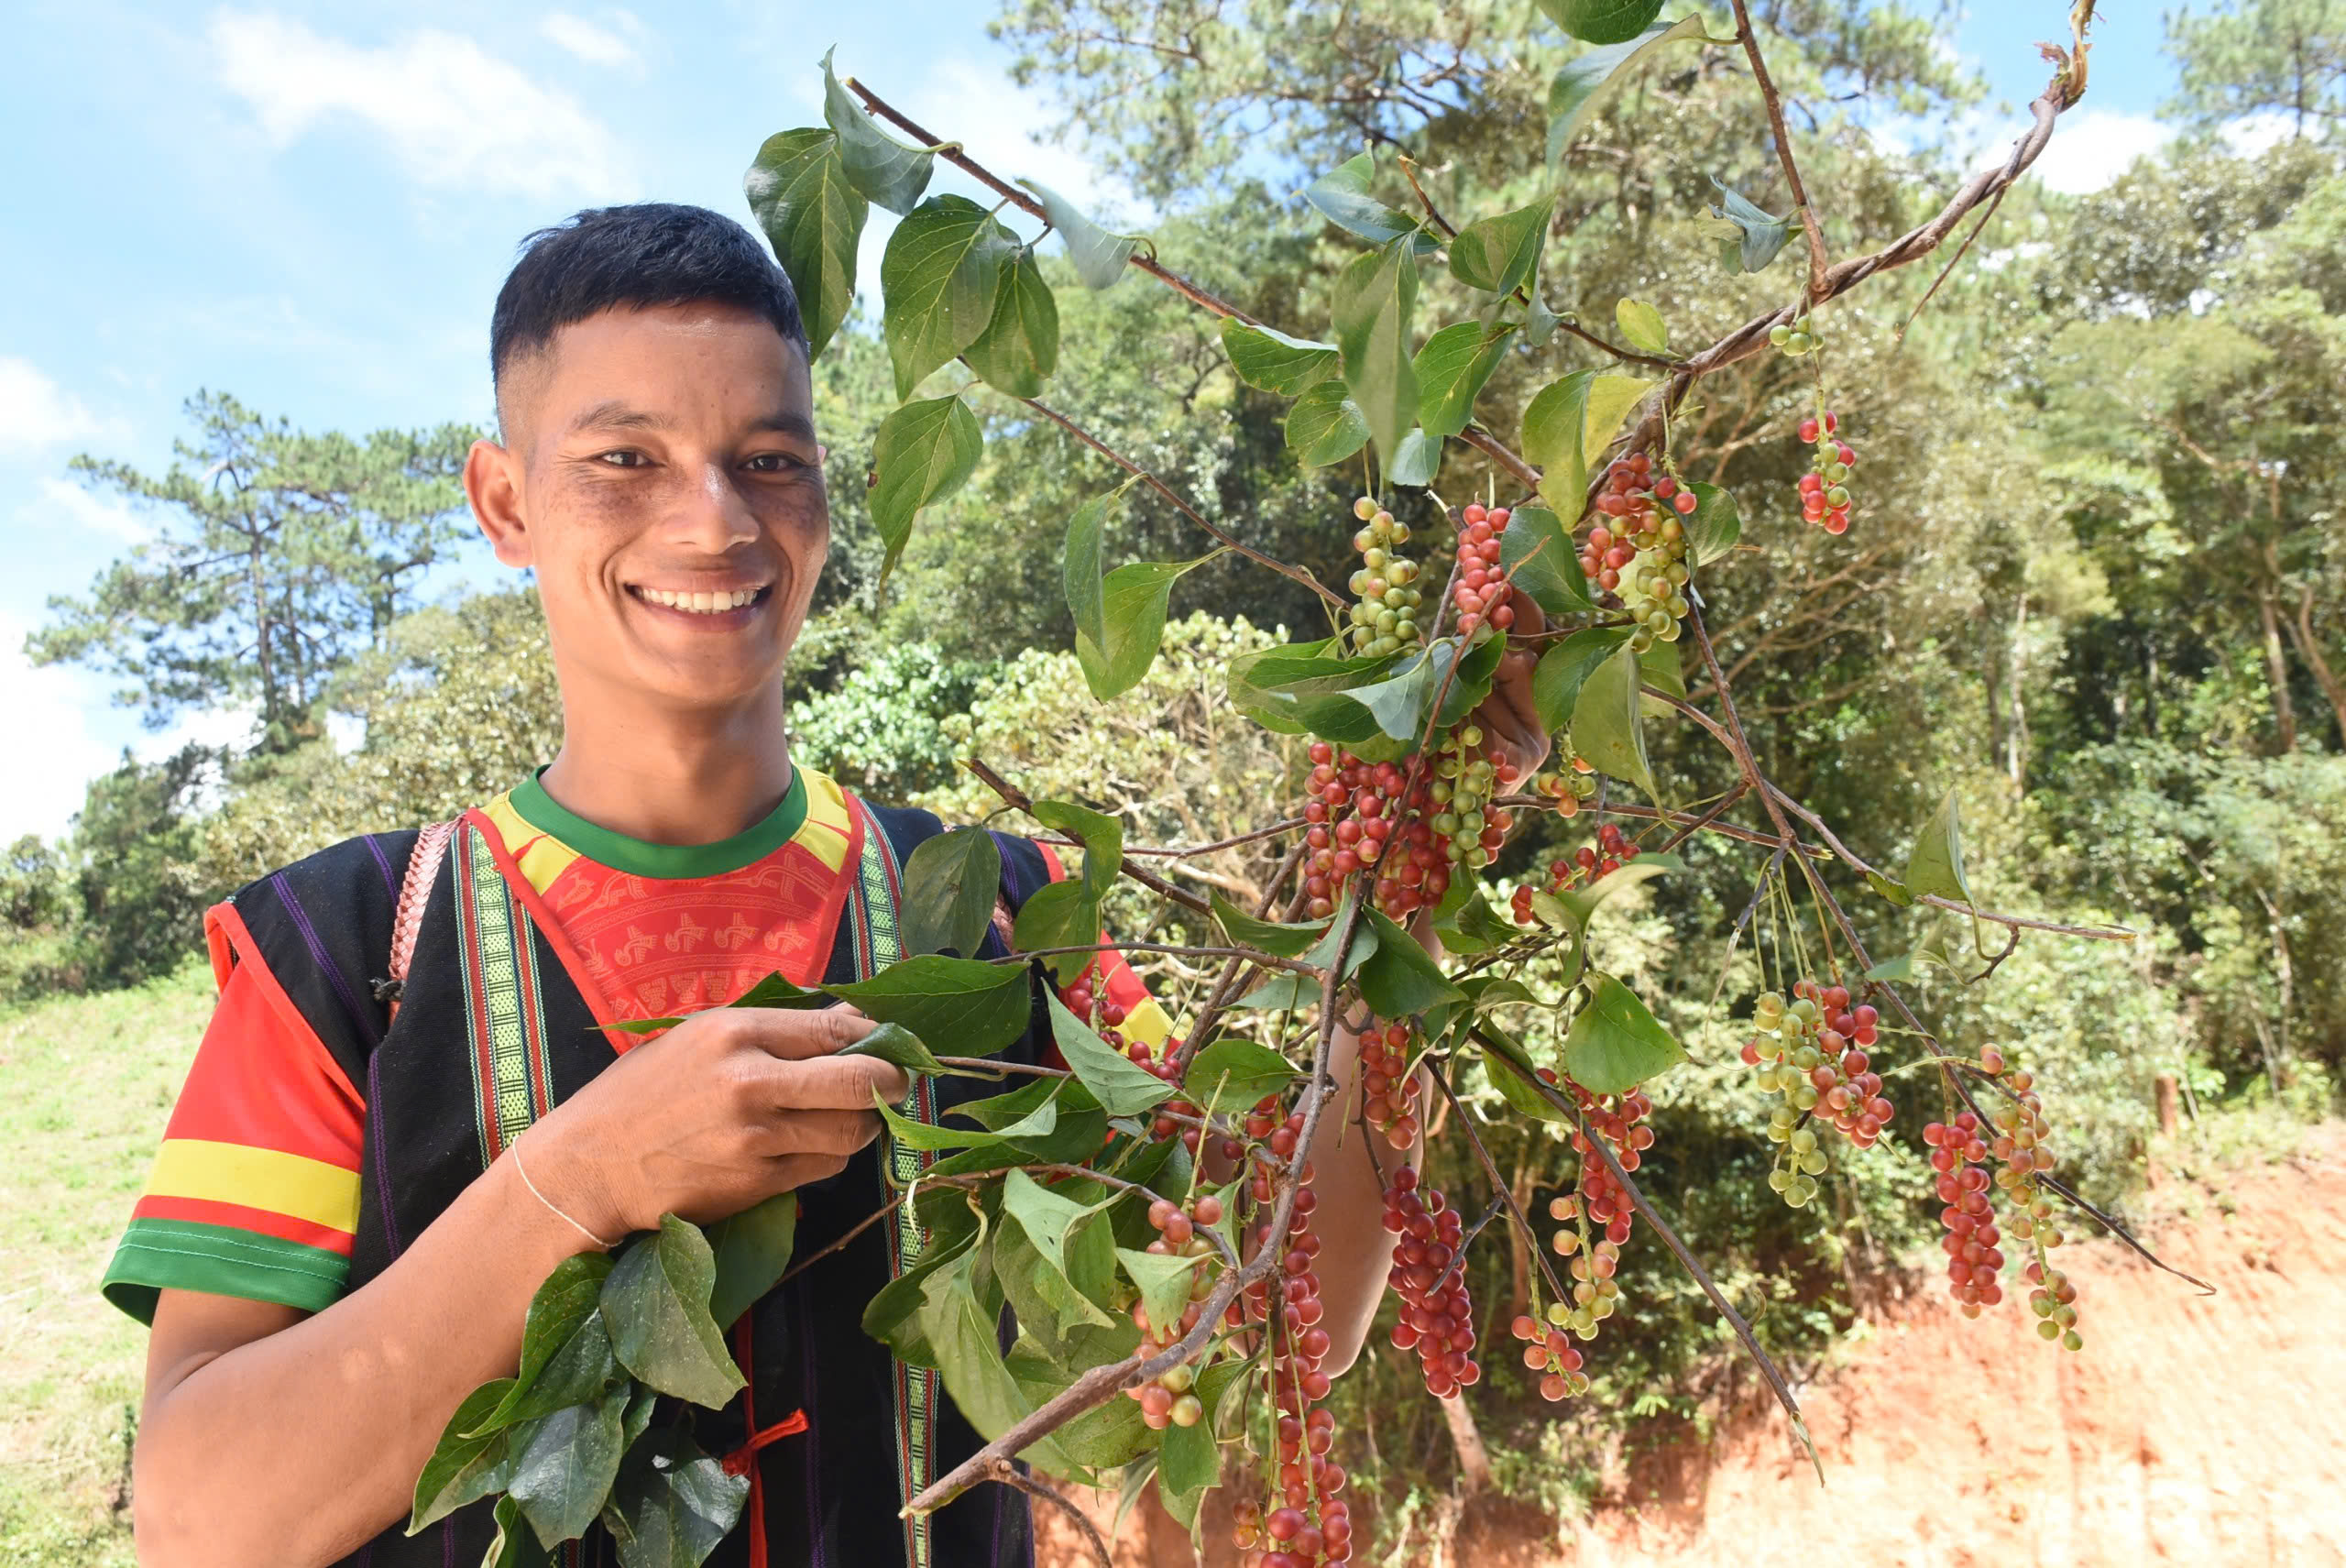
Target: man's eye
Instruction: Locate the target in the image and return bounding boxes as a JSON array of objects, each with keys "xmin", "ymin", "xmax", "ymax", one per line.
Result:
[
  {"xmin": 596, "ymin": 450, "xmax": 648, "ymax": 468},
  {"xmin": 743, "ymin": 453, "xmax": 808, "ymax": 474}
]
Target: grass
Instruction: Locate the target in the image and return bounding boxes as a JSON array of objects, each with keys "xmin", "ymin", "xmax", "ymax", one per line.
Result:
[{"xmin": 0, "ymin": 963, "xmax": 210, "ymax": 1567}]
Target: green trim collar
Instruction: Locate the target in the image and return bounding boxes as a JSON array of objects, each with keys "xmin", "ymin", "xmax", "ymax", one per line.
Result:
[{"xmin": 508, "ymin": 765, "xmax": 808, "ymax": 880}]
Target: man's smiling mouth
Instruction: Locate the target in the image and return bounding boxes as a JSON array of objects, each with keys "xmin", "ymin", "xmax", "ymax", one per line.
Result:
[{"xmin": 627, "ymin": 584, "xmax": 774, "ymax": 615}]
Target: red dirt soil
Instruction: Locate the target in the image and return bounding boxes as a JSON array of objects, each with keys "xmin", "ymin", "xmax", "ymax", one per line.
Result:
[{"xmin": 1037, "ymin": 1125, "xmax": 2346, "ymax": 1567}]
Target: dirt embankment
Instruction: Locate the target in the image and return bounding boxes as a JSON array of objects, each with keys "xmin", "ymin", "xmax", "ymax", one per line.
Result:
[{"xmin": 1039, "ymin": 1126, "xmax": 2346, "ymax": 1567}]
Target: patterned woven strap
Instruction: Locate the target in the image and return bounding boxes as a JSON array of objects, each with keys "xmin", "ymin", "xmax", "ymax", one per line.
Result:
[
  {"xmin": 846, "ymin": 799, "xmax": 937, "ymax": 1568},
  {"xmin": 387, "ymin": 819, "xmax": 457, "ymax": 1020}
]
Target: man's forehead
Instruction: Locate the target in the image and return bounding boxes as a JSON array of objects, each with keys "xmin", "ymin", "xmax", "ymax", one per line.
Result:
[
  {"xmin": 499, "ymin": 302, "xmax": 811, "ymax": 442},
  {"xmin": 558, "ymin": 397, "xmax": 817, "ymax": 442}
]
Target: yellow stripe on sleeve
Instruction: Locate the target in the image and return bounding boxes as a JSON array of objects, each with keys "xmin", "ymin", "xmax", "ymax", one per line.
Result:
[
  {"xmin": 796, "ymin": 769, "xmax": 856, "ymax": 873},
  {"xmin": 480, "ymin": 792, "xmax": 580, "ymax": 896},
  {"xmin": 145, "ymin": 1139, "xmax": 363, "ymax": 1235}
]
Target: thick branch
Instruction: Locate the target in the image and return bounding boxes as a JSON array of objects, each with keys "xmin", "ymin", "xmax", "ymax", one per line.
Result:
[{"xmin": 1728, "ymin": 0, "xmax": 1830, "ymax": 301}]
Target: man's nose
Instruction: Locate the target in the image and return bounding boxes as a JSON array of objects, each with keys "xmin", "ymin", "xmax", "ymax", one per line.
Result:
[{"xmin": 663, "ymin": 460, "xmax": 760, "ymax": 553}]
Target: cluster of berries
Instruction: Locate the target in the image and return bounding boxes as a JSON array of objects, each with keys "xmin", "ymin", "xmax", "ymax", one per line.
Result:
[
  {"xmin": 1451, "ymin": 503, "xmax": 1517, "ymax": 639},
  {"xmin": 1923, "ymin": 1111, "xmax": 2003, "ymax": 1314},
  {"xmin": 1534, "ymin": 1078, "xmax": 1650, "ymax": 1339},
  {"xmin": 1768, "ymin": 312, "xmax": 1822, "ymax": 356},
  {"xmin": 1795, "ymin": 411, "xmax": 1857, "ymax": 535},
  {"xmin": 1300, "ymin": 743, "xmax": 1423, "ymax": 919},
  {"xmin": 1344, "ymin": 496, "xmax": 1424, "ymax": 658},
  {"xmin": 1584, "ymin": 453, "xmax": 1694, "ymax": 651},
  {"xmin": 1383, "ymin": 1167, "xmax": 1481, "ymax": 1398},
  {"xmin": 1064, "ymin": 987, "xmax": 1213, "ymax": 1156},
  {"xmin": 1423, "ymin": 725, "xmax": 1514, "ymax": 879},
  {"xmin": 1510, "ymin": 822, "xmax": 1641, "ymax": 926},
  {"xmin": 1124, "ymin": 1190, "xmax": 1227, "ymax": 1430},
  {"xmin": 1358, "ymin": 1020, "xmax": 1422, "ymax": 1149},
  {"xmin": 1529, "ymin": 753, "xmax": 1599, "ymax": 817},
  {"xmin": 1979, "ymin": 1049, "xmax": 2083, "ymax": 1352},
  {"xmin": 1231, "ymin": 1149, "xmax": 1355, "ymax": 1567},
  {"xmin": 1744, "ymin": 980, "xmax": 1892, "ymax": 1206},
  {"xmin": 1507, "ymin": 1309, "xmax": 1589, "ymax": 1402}
]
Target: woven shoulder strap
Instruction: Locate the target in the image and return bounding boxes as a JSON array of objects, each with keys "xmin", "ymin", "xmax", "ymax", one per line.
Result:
[{"xmin": 386, "ymin": 819, "xmax": 458, "ymax": 1019}]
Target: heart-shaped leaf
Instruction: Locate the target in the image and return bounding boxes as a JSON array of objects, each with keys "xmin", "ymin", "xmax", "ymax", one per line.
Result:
[
  {"xmin": 869, "ymin": 394, "xmax": 982, "ymax": 588},
  {"xmin": 1570, "ymin": 641, "xmax": 1658, "ymax": 800},
  {"xmin": 1222, "ymin": 319, "xmax": 1341, "ymax": 395},
  {"xmin": 880, "ymin": 193, "xmax": 1016, "ymax": 399},
  {"xmin": 1076, "ymin": 558, "xmax": 1211, "ymax": 700},
  {"xmin": 1540, "ymin": 0, "xmax": 1667, "ymax": 45},
  {"xmin": 821, "ymin": 49, "xmax": 933, "ymax": 215},
  {"xmin": 1287, "ymin": 378, "xmax": 1373, "ymax": 467},
  {"xmin": 1332, "ymin": 239, "xmax": 1421, "ymax": 471},
  {"xmin": 1903, "ymin": 789, "xmax": 1973, "ymax": 905},
  {"xmin": 828, "ymin": 955, "xmax": 1031, "ymax": 1058},
  {"xmin": 1531, "ymin": 626, "xmax": 1633, "ymax": 732},
  {"xmin": 1181, "ymin": 1037, "xmax": 1298, "ymax": 1111},
  {"xmin": 1562, "ymin": 973, "xmax": 1686, "ymax": 1093},
  {"xmin": 900, "ymin": 828, "xmax": 1003, "ymax": 960},
  {"xmin": 1498, "ymin": 503, "xmax": 1597, "ymax": 616},
  {"xmin": 1415, "ymin": 321, "xmax": 1517, "ymax": 440},
  {"xmin": 964, "ymin": 247, "xmax": 1059, "ymax": 398},
  {"xmin": 601, "ymin": 1216, "xmax": 744, "ymax": 1410},
  {"xmin": 1448, "ymin": 196, "xmax": 1554, "ymax": 297}
]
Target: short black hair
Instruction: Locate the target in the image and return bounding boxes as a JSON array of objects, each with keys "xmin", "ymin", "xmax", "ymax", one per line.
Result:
[{"xmin": 489, "ymin": 203, "xmax": 807, "ymax": 392}]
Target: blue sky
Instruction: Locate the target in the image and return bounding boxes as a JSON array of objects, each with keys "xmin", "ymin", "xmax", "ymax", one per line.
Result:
[{"xmin": 0, "ymin": 0, "xmax": 2187, "ymax": 840}]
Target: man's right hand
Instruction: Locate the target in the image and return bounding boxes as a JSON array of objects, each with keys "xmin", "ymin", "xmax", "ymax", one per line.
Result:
[{"xmin": 522, "ymin": 1004, "xmax": 910, "ymax": 1237}]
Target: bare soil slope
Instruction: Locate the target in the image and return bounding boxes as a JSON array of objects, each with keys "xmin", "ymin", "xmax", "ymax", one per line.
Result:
[{"xmin": 1041, "ymin": 1126, "xmax": 2346, "ymax": 1568}]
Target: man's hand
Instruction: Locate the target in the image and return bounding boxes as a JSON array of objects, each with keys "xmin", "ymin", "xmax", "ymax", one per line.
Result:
[
  {"xmin": 1468, "ymin": 594, "xmax": 1551, "ymax": 782},
  {"xmin": 524, "ymin": 1005, "xmax": 909, "ymax": 1237}
]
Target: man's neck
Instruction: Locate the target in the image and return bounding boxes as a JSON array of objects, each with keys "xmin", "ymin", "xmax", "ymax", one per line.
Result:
[{"xmin": 538, "ymin": 684, "xmax": 795, "ymax": 848}]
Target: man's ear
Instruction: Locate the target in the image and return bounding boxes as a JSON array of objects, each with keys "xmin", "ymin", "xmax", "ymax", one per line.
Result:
[{"xmin": 465, "ymin": 437, "xmax": 533, "ymax": 569}]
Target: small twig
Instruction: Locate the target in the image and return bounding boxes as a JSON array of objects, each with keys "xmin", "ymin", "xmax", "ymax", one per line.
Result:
[
  {"xmin": 997, "ymin": 941, "xmax": 1321, "ymax": 977},
  {"xmin": 986, "ymin": 1459, "xmax": 1113, "ymax": 1568},
  {"xmin": 964, "ymin": 757, "xmax": 1214, "ymax": 916},
  {"xmin": 1038, "ymin": 817, "xmax": 1306, "ymax": 861},
  {"xmin": 777, "ymin": 1197, "xmax": 898, "ymax": 1285},
  {"xmin": 1728, "ymin": 0, "xmax": 1830, "ymax": 302},
  {"xmin": 1426, "ymin": 1064, "xmax": 1575, "ymax": 1311}
]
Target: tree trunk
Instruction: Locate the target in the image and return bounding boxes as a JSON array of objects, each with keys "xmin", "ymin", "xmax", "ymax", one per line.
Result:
[
  {"xmin": 2258, "ymin": 587, "xmax": 2299, "ymax": 752},
  {"xmin": 1440, "ymin": 1390, "xmax": 1494, "ymax": 1497},
  {"xmin": 2284, "ymin": 585, "xmax": 2346, "ymax": 750}
]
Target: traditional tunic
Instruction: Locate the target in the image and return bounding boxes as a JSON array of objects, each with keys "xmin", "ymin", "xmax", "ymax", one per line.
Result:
[{"xmin": 103, "ymin": 766, "xmax": 1168, "ymax": 1568}]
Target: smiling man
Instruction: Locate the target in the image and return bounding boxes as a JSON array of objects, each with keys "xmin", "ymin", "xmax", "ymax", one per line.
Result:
[{"xmin": 102, "ymin": 203, "xmax": 1548, "ymax": 1568}]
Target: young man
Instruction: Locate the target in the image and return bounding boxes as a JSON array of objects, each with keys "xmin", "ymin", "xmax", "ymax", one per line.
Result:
[{"xmin": 104, "ymin": 203, "xmax": 1547, "ymax": 1568}]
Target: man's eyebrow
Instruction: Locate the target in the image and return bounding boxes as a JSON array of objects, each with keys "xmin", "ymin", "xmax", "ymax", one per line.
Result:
[
  {"xmin": 565, "ymin": 400, "xmax": 666, "ymax": 435},
  {"xmin": 747, "ymin": 410, "xmax": 818, "ymax": 443}
]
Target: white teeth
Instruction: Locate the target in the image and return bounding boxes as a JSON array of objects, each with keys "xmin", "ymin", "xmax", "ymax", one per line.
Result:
[{"xmin": 638, "ymin": 587, "xmax": 763, "ymax": 614}]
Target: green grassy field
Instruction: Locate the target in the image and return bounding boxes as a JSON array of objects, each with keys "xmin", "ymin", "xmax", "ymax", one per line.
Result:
[{"xmin": 0, "ymin": 964, "xmax": 210, "ymax": 1566}]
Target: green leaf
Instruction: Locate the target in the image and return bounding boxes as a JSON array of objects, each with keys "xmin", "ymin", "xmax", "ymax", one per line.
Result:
[
  {"xmin": 1865, "ymin": 870, "xmax": 1914, "ymax": 907},
  {"xmin": 1639, "ymin": 636, "xmax": 1685, "ymax": 702},
  {"xmin": 1018, "ymin": 178, "xmax": 1141, "ymax": 290},
  {"xmin": 482, "ymin": 1254, "xmax": 611, "ymax": 1431},
  {"xmin": 742, "ymin": 128, "xmax": 866, "ymax": 361},
  {"xmin": 1570, "ymin": 642, "xmax": 1658, "ymax": 800},
  {"xmin": 1222, "ymin": 319, "xmax": 1341, "ymax": 395},
  {"xmin": 1532, "ymin": 626, "xmax": 1632, "ymax": 733},
  {"xmin": 1498, "ymin": 503, "xmax": 1596, "ymax": 616},
  {"xmin": 964, "ymin": 247, "xmax": 1059, "ymax": 398},
  {"xmin": 410, "ymin": 1379, "xmax": 525, "ymax": 1531},
  {"xmin": 1047, "ymin": 993, "xmax": 1177, "ymax": 1115},
  {"xmin": 1181, "ymin": 1037, "xmax": 1298, "ymax": 1111},
  {"xmin": 1707, "ymin": 177, "xmax": 1796, "ymax": 274},
  {"xmin": 1387, "ymin": 428, "xmax": 1442, "ymax": 487},
  {"xmin": 705, "ymin": 1192, "xmax": 797, "ymax": 1332},
  {"xmin": 1234, "ymin": 898, "xmax": 1377, "ymax": 1009},
  {"xmin": 484, "ymin": 1310, "xmax": 621, "ymax": 1430},
  {"xmin": 1414, "ymin": 321, "xmax": 1516, "ymax": 440},
  {"xmin": 1616, "ymin": 298, "xmax": 1668, "ymax": 354},
  {"xmin": 1448, "ymin": 196, "xmax": 1554, "ymax": 297},
  {"xmin": 483, "ymin": 1494, "xmax": 557, "ymax": 1568},
  {"xmin": 1903, "ymin": 789, "xmax": 1973, "ymax": 905},
  {"xmin": 1359, "ymin": 908, "xmax": 1465, "ymax": 1016},
  {"xmin": 821, "ymin": 49, "xmax": 933, "ymax": 215},
  {"xmin": 1012, "ymin": 879, "xmax": 1099, "ymax": 985},
  {"xmin": 828, "ymin": 954, "xmax": 1032, "ymax": 1058},
  {"xmin": 842, "ymin": 1020, "xmax": 957, "ymax": 1078},
  {"xmin": 1301, "ymin": 154, "xmax": 1435, "ymax": 251},
  {"xmin": 1063, "ymin": 490, "xmax": 1112, "ymax": 652},
  {"xmin": 1029, "ymin": 799, "xmax": 1124, "ymax": 900},
  {"xmin": 1286, "ymin": 378, "xmax": 1373, "ymax": 467},
  {"xmin": 1683, "ymin": 480, "xmax": 1742, "ymax": 565},
  {"xmin": 948, "ymin": 1076, "xmax": 1072, "ymax": 1137},
  {"xmin": 1585, "ymin": 374, "xmax": 1655, "ymax": 468},
  {"xmin": 880, "ymin": 193, "xmax": 1016, "ymax": 399},
  {"xmin": 1339, "ymin": 637, "xmax": 1500, "ymax": 745},
  {"xmin": 1540, "ymin": 0, "xmax": 1667, "ymax": 45},
  {"xmin": 1076, "ymin": 558, "xmax": 1210, "ymax": 700},
  {"xmin": 1524, "ymin": 290, "xmax": 1562, "ymax": 346},
  {"xmin": 1551, "ymin": 853, "xmax": 1680, "ymax": 937},
  {"xmin": 1208, "ymin": 891, "xmax": 1332, "ymax": 958},
  {"xmin": 508, "ymin": 1385, "xmax": 629, "ymax": 1548},
  {"xmin": 863, "ymin": 1217, "xmax": 981, "ymax": 1365},
  {"xmin": 1115, "ymin": 1246, "xmax": 1203, "ymax": 1340},
  {"xmin": 602, "ymin": 1216, "xmax": 744, "ymax": 1410},
  {"xmin": 918, "ymin": 1245, "xmax": 1075, "ymax": 1472},
  {"xmin": 1433, "ymin": 885, "xmax": 1517, "ymax": 957},
  {"xmin": 1159, "ymin": 1410, "xmax": 1218, "ymax": 1499},
  {"xmin": 1332, "ymin": 239, "xmax": 1421, "ymax": 472},
  {"xmin": 1225, "ymin": 637, "xmax": 1393, "ymax": 740},
  {"xmin": 900, "ymin": 828, "xmax": 1003, "ymax": 960},
  {"xmin": 1522, "ymin": 370, "xmax": 1595, "ymax": 517},
  {"xmin": 1562, "ymin": 973, "xmax": 1686, "ymax": 1093},
  {"xmin": 602, "ymin": 1428, "xmax": 750, "ymax": 1568},
  {"xmin": 1476, "ymin": 1025, "xmax": 1574, "ymax": 1125},
  {"xmin": 1000, "ymin": 1168, "xmax": 1118, "ymax": 1326},
  {"xmin": 729, "ymin": 972, "xmax": 828, "ymax": 1010},
  {"xmin": 869, "ymin": 394, "xmax": 982, "ymax": 587},
  {"xmin": 1547, "ymin": 18, "xmax": 1712, "ymax": 170}
]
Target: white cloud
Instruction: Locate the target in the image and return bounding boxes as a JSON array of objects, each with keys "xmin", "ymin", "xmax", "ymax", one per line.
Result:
[
  {"xmin": 0, "ymin": 613, "xmax": 116, "ymax": 842},
  {"xmin": 2221, "ymin": 111, "xmax": 2297, "ymax": 159},
  {"xmin": 31, "ymin": 477, "xmax": 149, "ymax": 545},
  {"xmin": 2020, "ymin": 109, "xmax": 2173, "ymax": 195},
  {"xmin": 0, "ymin": 358, "xmax": 101, "ymax": 455},
  {"xmin": 542, "ymin": 11, "xmax": 638, "ymax": 70},
  {"xmin": 209, "ymin": 10, "xmax": 635, "ymax": 199}
]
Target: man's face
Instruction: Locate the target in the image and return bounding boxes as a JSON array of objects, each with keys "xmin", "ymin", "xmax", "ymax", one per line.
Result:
[{"xmin": 468, "ymin": 302, "xmax": 828, "ymax": 715}]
